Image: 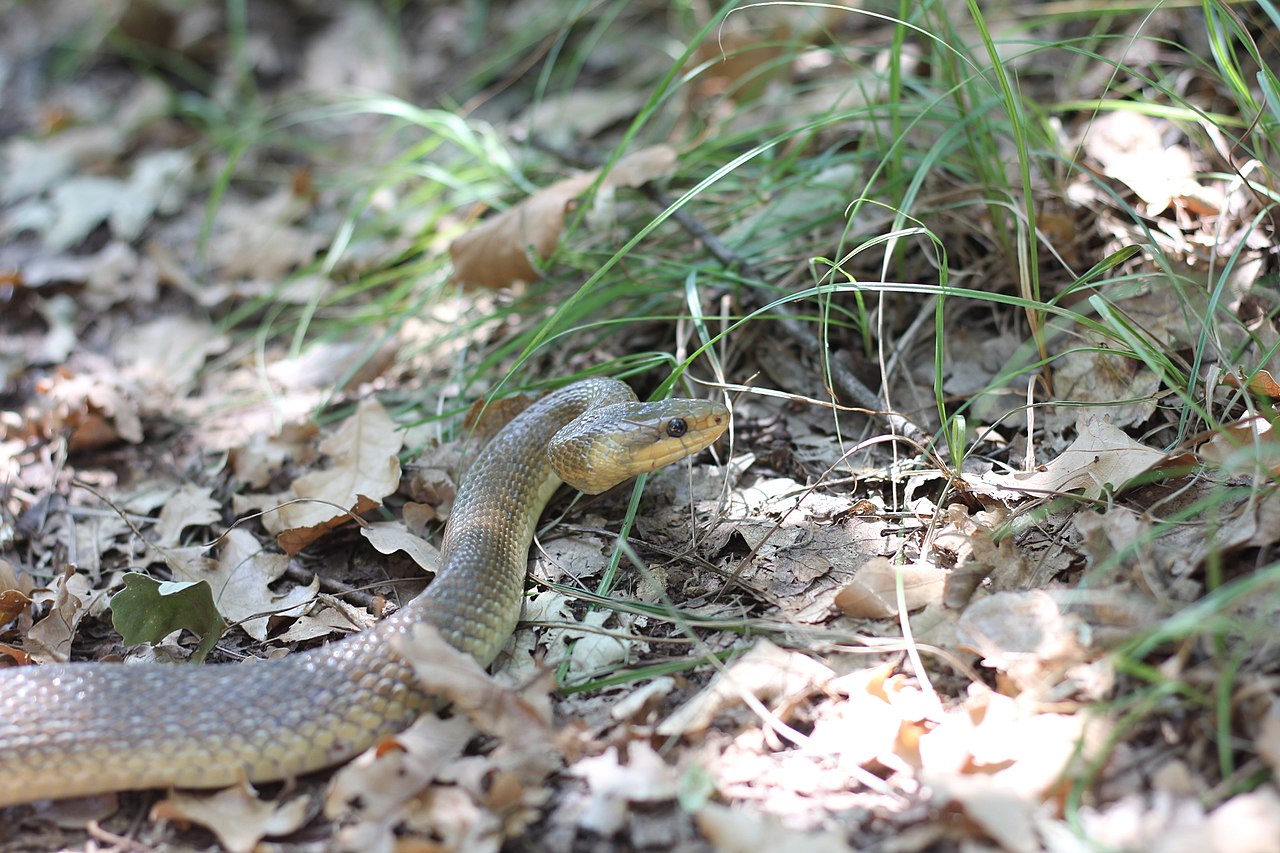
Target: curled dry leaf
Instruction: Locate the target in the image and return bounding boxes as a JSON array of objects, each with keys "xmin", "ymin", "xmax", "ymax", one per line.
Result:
[
  {"xmin": 954, "ymin": 590, "xmax": 1089, "ymax": 692},
  {"xmin": 169, "ymin": 527, "xmax": 317, "ymax": 642},
  {"xmin": 392, "ymin": 623, "xmax": 555, "ymax": 742},
  {"xmin": 987, "ymin": 415, "xmax": 1165, "ymax": 501},
  {"xmin": 695, "ymin": 802, "xmax": 853, "ymax": 853},
  {"xmin": 325, "ymin": 712, "xmax": 474, "ymax": 828},
  {"xmin": 360, "ymin": 520, "xmax": 440, "ymax": 574},
  {"xmin": 1198, "ymin": 414, "xmax": 1280, "ymax": 477},
  {"xmin": 150, "ymin": 483, "xmax": 221, "ymax": 548},
  {"xmin": 277, "ymin": 398, "xmax": 403, "ymax": 554},
  {"xmin": 24, "ymin": 568, "xmax": 105, "ymax": 663},
  {"xmin": 229, "ymin": 420, "xmax": 319, "ymax": 490},
  {"xmin": 33, "ymin": 369, "xmax": 144, "ymax": 450},
  {"xmin": 1223, "ymin": 369, "xmax": 1280, "ymax": 398},
  {"xmin": 449, "ymin": 145, "xmax": 676, "ymax": 289},
  {"xmin": 150, "ymin": 779, "xmax": 310, "ymax": 853},
  {"xmin": 834, "ymin": 556, "xmax": 947, "ymax": 618}
]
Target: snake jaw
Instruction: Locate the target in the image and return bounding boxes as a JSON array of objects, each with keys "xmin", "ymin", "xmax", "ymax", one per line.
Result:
[{"xmin": 550, "ymin": 399, "xmax": 729, "ymax": 494}]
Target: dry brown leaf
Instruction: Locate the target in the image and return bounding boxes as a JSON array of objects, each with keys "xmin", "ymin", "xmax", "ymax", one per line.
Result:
[
  {"xmin": 392, "ymin": 623, "xmax": 555, "ymax": 742},
  {"xmin": 325, "ymin": 713, "xmax": 475, "ymax": 827},
  {"xmin": 955, "ymin": 590, "xmax": 1089, "ymax": 693},
  {"xmin": 657, "ymin": 639, "xmax": 833, "ymax": 737},
  {"xmin": 1082, "ymin": 111, "xmax": 1222, "ymax": 216},
  {"xmin": 24, "ymin": 568, "xmax": 105, "ymax": 663},
  {"xmin": 151, "ymin": 779, "xmax": 310, "ymax": 853},
  {"xmin": 170, "ymin": 527, "xmax": 317, "ymax": 641},
  {"xmin": 834, "ymin": 556, "xmax": 947, "ymax": 618},
  {"xmin": 151, "ymin": 483, "xmax": 221, "ymax": 548},
  {"xmin": 987, "ymin": 416, "xmax": 1165, "ymax": 500},
  {"xmin": 1259, "ymin": 699, "xmax": 1280, "ymax": 774},
  {"xmin": 229, "ymin": 421, "xmax": 319, "ymax": 489},
  {"xmin": 1207, "ymin": 787, "xmax": 1280, "ymax": 853},
  {"xmin": 207, "ymin": 186, "xmax": 326, "ymax": 283},
  {"xmin": 115, "ymin": 315, "xmax": 229, "ymax": 398},
  {"xmin": 808, "ymin": 665, "xmax": 907, "ymax": 768},
  {"xmin": 0, "ymin": 559, "xmax": 33, "ymax": 626},
  {"xmin": 1198, "ymin": 414, "xmax": 1280, "ymax": 477},
  {"xmin": 360, "ymin": 520, "xmax": 440, "ymax": 574},
  {"xmin": 1223, "ymin": 369, "xmax": 1280, "ymax": 398},
  {"xmin": 34, "ymin": 370, "xmax": 144, "ymax": 450},
  {"xmin": 449, "ymin": 145, "xmax": 676, "ymax": 289},
  {"xmin": 695, "ymin": 802, "xmax": 853, "ymax": 853},
  {"xmin": 449, "ymin": 171, "xmax": 596, "ymax": 288},
  {"xmin": 277, "ymin": 398, "xmax": 403, "ymax": 554}
]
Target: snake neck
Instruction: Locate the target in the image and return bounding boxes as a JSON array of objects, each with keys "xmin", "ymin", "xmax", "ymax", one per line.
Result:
[{"xmin": 407, "ymin": 378, "xmax": 639, "ymax": 665}]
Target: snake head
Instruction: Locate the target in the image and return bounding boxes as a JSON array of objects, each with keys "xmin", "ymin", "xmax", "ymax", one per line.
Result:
[{"xmin": 549, "ymin": 398, "xmax": 729, "ymax": 494}]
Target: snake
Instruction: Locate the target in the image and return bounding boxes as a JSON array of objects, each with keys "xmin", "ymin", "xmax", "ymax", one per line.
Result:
[{"xmin": 0, "ymin": 377, "xmax": 728, "ymax": 806}]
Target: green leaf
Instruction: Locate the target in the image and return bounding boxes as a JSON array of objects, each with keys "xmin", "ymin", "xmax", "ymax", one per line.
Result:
[{"xmin": 110, "ymin": 573, "xmax": 226, "ymax": 664}]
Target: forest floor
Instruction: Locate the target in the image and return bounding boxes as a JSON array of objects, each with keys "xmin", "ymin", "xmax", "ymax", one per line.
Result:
[{"xmin": 2, "ymin": 2, "xmax": 1279, "ymax": 851}]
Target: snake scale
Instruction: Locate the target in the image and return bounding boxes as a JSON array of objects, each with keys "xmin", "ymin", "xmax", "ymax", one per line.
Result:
[{"xmin": 0, "ymin": 377, "xmax": 728, "ymax": 806}]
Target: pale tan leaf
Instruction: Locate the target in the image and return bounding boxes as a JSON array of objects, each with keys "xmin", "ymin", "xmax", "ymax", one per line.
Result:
[
  {"xmin": 1207, "ymin": 788, "xmax": 1280, "ymax": 853},
  {"xmin": 208, "ymin": 186, "xmax": 326, "ymax": 283},
  {"xmin": 229, "ymin": 421, "xmax": 319, "ymax": 490},
  {"xmin": 955, "ymin": 590, "xmax": 1089, "ymax": 693},
  {"xmin": 392, "ymin": 624, "xmax": 555, "ymax": 741},
  {"xmin": 834, "ymin": 557, "xmax": 947, "ymax": 618},
  {"xmin": 695, "ymin": 802, "xmax": 853, "ymax": 853},
  {"xmin": 25, "ymin": 568, "xmax": 105, "ymax": 663},
  {"xmin": 325, "ymin": 713, "xmax": 475, "ymax": 825},
  {"xmin": 449, "ymin": 145, "xmax": 676, "ymax": 289},
  {"xmin": 987, "ymin": 416, "xmax": 1164, "ymax": 500},
  {"xmin": 151, "ymin": 483, "xmax": 221, "ymax": 548},
  {"xmin": 360, "ymin": 520, "xmax": 440, "ymax": 574},
  {"xmin": 277, "ymin": 398, "xmax": 403, "ymax": 554},
  {"xmin": 1259, "ymin": 700, "xmax": 1280, "ymax": 774},
  {"xmin": 170, "ymin": 527, "xmax": 317, "ymax": 641},
  {"xmin": 604, "ymin": 144, "xmax": 677, "ymax": 188},
  {"xmin": 116, "ymin": 315, "xmax": 229, "ymax": 398},
  {"xmin": 151, "ymin": 780, "xmax": 309, "ymax": 853}
]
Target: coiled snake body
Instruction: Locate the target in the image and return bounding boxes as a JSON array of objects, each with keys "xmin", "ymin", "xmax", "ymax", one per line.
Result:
[{"xmin": 0, "ymin": 378, "xmax": 728, "ymax": 806}]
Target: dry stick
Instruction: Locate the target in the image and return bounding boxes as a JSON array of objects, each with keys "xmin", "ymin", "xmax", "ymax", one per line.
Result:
[{"xmin": 637, "ymin": 183, "xmax": 945, "ymax": 460}]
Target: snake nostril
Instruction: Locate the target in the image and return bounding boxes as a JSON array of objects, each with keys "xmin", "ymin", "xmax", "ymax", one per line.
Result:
[{"xmin": 665, "ymin": 418, "xmax": 688, "ymax": 438}]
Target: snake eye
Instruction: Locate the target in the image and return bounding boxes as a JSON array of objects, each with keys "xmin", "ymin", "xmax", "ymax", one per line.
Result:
[{"xmin": 665, "ymin": 418, "xmax": 688, "ymax": 438}]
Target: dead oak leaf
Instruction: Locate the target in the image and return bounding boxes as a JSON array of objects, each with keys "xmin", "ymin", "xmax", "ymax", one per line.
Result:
[
  {"xmin": 449, "ymin": 144, "xmax": 676, "ymax": 289},
  {"xmin": 170, "ymin": 527, "xmax": 317, "ymax": 641},
  {"xmin": 24, "ymin": 567, "xmax": 106, "ymax": 663},
  {"xmin": 151, "ymin": 779, "xmax": 310, "ymax": 853},
  {"xmin": 115, "ymin": 315, "xmax": 229, "ymax": 399},
  {"xmin": 151, "ymin": 483, "xmax": 221, "ymax": 548},
  {"xmin": 985, "ymin": 416, "xmax": 1164, "ymax": 501},
  {"xmin": 695, "ymin": 802, "xmax": 853, "ymax": 853},
  {"xmin": 392, "ymin": 624, "xmax": 555, "ymax": 743},
  {"xmin": 325, "ymin": 713, "xmax": 474, "ymax": 827},
  {"xmin": 1198, "ymin": 414, "xmax": 1280, "ymax": 477},
  {"xmin": 834, "ymin": 556, "xmax": 947, "ymax": 618},
  {"xmin": 360, "ymin": 520, "xmax": 440, "ymax": 575},
  {"xmin": 277, "ymin": 398, "xmax": 403, "ymax": 554}
]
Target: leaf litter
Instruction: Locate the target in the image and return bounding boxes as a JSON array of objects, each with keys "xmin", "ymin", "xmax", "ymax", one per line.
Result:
[{"xmin": 1, "ymin": 3, "xmax": 1279, "ymax": 852}]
